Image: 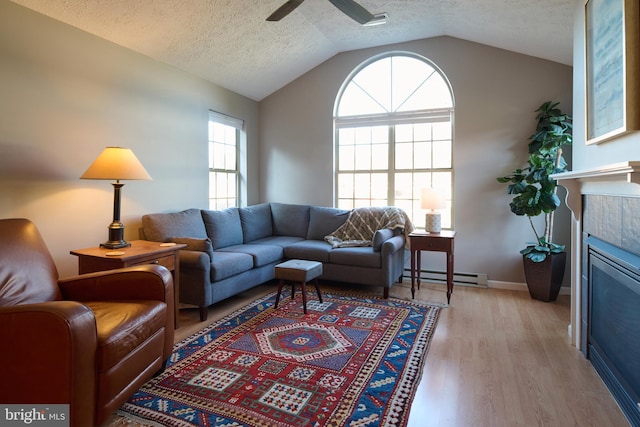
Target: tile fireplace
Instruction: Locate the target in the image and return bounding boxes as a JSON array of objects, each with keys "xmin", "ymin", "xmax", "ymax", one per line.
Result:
[{"xmin": 554, "ymin": 162, "xmax": 640, "ymax": 426}]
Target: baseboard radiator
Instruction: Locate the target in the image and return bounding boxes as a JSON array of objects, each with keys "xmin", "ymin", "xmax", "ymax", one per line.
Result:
[{"xmin": 402, "ymin": 268, "xmax": 488, "ymax": 288}]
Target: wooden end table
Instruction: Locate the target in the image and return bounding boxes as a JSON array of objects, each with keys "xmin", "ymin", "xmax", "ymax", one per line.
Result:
[
  {"xmin": 409, "ymin": 230, "xmax": 456, "ymax": 303},
  {"xmin": 70, "ymin": 240, "xmax": 186, "ymax": 328}
]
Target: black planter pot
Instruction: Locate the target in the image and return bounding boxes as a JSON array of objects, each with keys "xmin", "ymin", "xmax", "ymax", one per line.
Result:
[{"xmin": 522, "ymin": 252, "xmax": 566, "ymax": 302}]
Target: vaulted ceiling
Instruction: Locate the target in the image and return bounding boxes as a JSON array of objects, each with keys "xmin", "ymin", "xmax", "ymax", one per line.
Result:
[{"xmin": 10, "ymin": 0, "xmax": 575, "ymax": 101}]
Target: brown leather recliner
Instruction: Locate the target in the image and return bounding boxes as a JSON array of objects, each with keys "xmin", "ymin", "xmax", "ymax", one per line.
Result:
[{"xmin": 0, "ymin": 218, "xmax": 175, "ymax": 427}]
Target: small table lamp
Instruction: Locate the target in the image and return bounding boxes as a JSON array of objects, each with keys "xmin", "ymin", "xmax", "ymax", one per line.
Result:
[
  {"xmin": 81, "ymin": 147, "xmax": 151, "ymax": 249},
  {"xmin": 421, "ymin": 187, "xmax": 446, "ymax": 233}
]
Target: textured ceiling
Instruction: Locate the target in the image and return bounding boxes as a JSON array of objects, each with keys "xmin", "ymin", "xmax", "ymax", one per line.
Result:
[{"xmin": 10, "ymin": 0, "xmax": 574, "ymax": 101}]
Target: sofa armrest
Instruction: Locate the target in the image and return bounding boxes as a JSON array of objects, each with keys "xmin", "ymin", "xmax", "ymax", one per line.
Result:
[
  {"xmin": 179, "ymin": 249, "xmax": 211, "ymax": 270},
  {"xmin": 58, "ymin": 264, "xmax": 173, "ymax": 304},
  {"xmin": 0, "ymin": 301, "xmax": 97, "ymax": 424},
  {"xmin": 176, "ymin": 251, "xmax": 211, "ymax": 309},
  {"xmin": 381, "ymin": 235, "xmax": 405, "ymax": 256}
]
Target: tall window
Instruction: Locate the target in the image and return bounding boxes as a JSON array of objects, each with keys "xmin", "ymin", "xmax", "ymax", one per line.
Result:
[
  {"xmin": 334, "ymin": 53, "xmax": 454, "ymax": 229},
  {"xmin": 208, "ymin": 111, "xmax": 243, "ymax": 210}
]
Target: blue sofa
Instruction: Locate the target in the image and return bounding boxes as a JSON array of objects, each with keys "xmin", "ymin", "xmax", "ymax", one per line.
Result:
[{"xmin": 142, "ymin": 203, "xmax": 409, "ymax": 320}]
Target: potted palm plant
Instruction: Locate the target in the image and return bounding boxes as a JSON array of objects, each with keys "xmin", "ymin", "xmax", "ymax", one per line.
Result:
[{"xmin": 497, "ymin": 101, "xmax": 572, "ymax": 301}]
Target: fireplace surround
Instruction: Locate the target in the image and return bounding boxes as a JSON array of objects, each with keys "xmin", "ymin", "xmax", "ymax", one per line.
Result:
[
  {"xmin": 554, "ymin": 162, "xmax": 640, "ymax": 426},
  {"xmin": 584, "ymin": 219, "xmax": 640, "ymax": 425}
]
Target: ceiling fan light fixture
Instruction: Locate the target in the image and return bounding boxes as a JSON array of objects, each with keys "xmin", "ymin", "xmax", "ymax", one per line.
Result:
[{"xmin": 363, "ymin": 13, "xmax": 388, "ymax": 27}]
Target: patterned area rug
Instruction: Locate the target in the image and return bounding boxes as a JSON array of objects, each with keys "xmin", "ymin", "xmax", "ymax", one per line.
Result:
[{"xmin": 118, "ymin": 290, "xmax": 441, "ymax": 426}]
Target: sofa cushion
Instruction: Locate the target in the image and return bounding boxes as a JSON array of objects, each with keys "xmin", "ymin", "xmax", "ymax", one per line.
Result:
[
  {"xmin": 202, "ymin": 208, "xmax": 244, "ymax": 249},
  {"xmin": 210, "ymin": 251, "xmax": 254, "ymax": 281},
  {"xmin": 218, "ymin": 244, "xmax": 283, "ymax": 268},
  {"xmin": 329, "ymin": 247, "xmax": 381, "ymax": 268},
  {"xmin": 170, "ymin": 237, "xmax": 214, "ymax": 259},
  {"xmin": 372, "ymin": 229, "xmax": 394, "ymax": 252},
  {"xmin": 306, "ymin": 206, "xmax": 350, "ymax": 240},
  {"xmin": 284, "ymin": 240, "xmax": 333, "ymax": 263},
  {"xmin": 142, "ymin": 208, "xmax": 207, "ymax": 242},
  {"xmin": 239, "ymin": 203, "xmax": 273, "ymax": 242},
  {"xmin": 252, "ymin": 236, "xmax": 305, "ymax": 248},
  {"xmin": 270, "ymin": 203, "xmax": 310, "ymax": 238}
]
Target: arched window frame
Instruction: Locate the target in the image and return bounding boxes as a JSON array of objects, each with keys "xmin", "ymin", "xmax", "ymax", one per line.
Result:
[{"xmin": 333, "ymin": 52, "xmax": 455, "ymax": 230}]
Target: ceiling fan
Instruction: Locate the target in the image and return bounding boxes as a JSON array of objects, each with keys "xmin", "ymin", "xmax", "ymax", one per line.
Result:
[{"xmin": 267, "ymin": 0, "xmax": 375, "ymax": 24}]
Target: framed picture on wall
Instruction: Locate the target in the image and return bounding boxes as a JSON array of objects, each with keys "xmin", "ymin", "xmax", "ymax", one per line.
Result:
[{"xmin": 585, "ymin": 0, "xmax": 640, "ymax": 145}]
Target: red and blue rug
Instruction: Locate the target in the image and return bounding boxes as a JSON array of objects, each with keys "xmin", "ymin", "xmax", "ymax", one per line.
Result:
[{"xmin": 119, "ymin": 290, "xmax": 441, "ymax": 426}]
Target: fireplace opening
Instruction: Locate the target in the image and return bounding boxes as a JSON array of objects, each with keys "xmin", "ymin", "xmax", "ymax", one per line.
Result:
[{"xmin": 585, "ymin": 235, "xmax": 640, "ymax": 426}]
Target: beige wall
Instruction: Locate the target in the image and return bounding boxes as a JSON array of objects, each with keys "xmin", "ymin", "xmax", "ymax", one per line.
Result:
[
  {"xmin": 260, "ymin": 37, "xmax": 573, "ymax": 284},
  {"xmin": 0, "ymin": 1, "xmax": 259, "ymax": 277}
]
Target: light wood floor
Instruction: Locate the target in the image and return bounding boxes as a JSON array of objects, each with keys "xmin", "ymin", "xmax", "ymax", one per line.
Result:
[{"xmin": 110, "ymin": 281, "xmax": 630, "ymax": 427}]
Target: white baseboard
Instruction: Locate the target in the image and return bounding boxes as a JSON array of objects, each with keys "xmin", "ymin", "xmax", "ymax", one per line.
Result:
[{"xmin": 488, "ymin": 280, "xmax": 571, "ymax": 295}]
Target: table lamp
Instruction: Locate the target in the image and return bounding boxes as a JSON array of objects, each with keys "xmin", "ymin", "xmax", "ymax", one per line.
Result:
[
  {"xmin": 81, "ymin": 147, "xmax": 151, "ymax": 248},
  {"xmin": 421, "ymin": 187, "xmax": 446, "ymax": 233}
]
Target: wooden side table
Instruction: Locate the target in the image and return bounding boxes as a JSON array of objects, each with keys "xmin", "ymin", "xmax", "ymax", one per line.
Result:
[
  {"xmin": 409, "ymin": 230, "xmax": 456, "ymax": 303},
  {"xmin": 70, "ymin": 240, "xmax": 186, "ymax": 328}
]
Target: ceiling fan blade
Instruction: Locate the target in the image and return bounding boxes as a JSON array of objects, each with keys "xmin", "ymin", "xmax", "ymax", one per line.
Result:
[
  {"xmin": 328, "ymin": 0, "xmax": 374, "ymax": 24},
  {"xmin": 266, "ymin": 0, "xmax": 305, "ymax": 21}
]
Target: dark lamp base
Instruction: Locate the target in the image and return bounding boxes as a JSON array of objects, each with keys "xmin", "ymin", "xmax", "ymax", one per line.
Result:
[
  {"xmin": 101, "ymin": 221, "xmax": 130, "ymax": 249},
  {"xmin": 100, "ymin": 240, "xmax": 131, "ymax": 249}
]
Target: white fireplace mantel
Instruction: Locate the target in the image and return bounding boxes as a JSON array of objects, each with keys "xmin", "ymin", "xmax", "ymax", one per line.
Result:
[
  {"xmin": 552, "ymin": 161, "xmax": 640, "ymax": 221},
  {"xmin": 551, "ymin": 161, "xmax": 640, "ymax": 349}
]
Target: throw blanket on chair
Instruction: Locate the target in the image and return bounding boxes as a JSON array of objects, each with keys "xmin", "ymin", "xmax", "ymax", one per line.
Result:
[{"xmin": 325, "ymin": 206, "xmax": 415, "ymax": 248}]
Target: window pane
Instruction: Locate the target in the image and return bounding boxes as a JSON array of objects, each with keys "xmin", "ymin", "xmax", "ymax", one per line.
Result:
[
  {"xmin": 339, "ymin": 127, "xmax": 355, "ymax": 144},
  {"xmin": 338, "ymin": 173, "xmax": 354, "ymax": 199},
  {"xmin": 371, "ymin": 125, "xmax": 389, "ymax": 143},
  {"xmin": 433, "ymin": 121, "xmax": 451, "ymax": 140},
  {"xmin": 395, "ymin": 124, "xmax": 413, "ymax": 142},
  {"xmin": 354, "ymin": 174, "xmax": 370, "ymax": 199},
  {"xmin": 414, "ymin": 172, "xmax": 431, "ymax": 194},
  {"xmin": 394, "ymin": 173, "xmax": 412, "ymax": 200},
  {"xmin": 371, "ymin": 173, "xmax": 388, "ymax": 200},
  {"xmin": 212, "ymin": 143, "xmax": 225, "ymax": 169},
  {"xmin": 354, "ymin": 145, "xmax": 371, "ymax": 170},
  {"xmin": 395, "ymin": 142, "xmax": 413, "ymax": 169},
  {"xmin": 371, "ymin": 144, "xmax": 388, "ymax": 170},
  {"xmin": 216, "ymin": 172, "xmax": 227, "ymax": 198},
  {"xmin": 413, "ymin": 141, "xmax": 431, "ymax": 169},
  {"xmin": 225, "ymin": 144, "xmax": 236, "ymax": 170},
  {"xmin": 414, "ymin": 123, "xmax": 431, "ymax": 141},
  {"xmin": 339, "ymin": 145, "xmax": 355, "ymax": 171},
  {"xmin": 433, "ymin": 140, "xmax": 452, "ymax": 168}
]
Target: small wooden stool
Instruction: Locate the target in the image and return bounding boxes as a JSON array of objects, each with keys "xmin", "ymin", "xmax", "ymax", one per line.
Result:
[{"xmin": 274, "ymin": 259, "xmax": 323, "ymax": 314}]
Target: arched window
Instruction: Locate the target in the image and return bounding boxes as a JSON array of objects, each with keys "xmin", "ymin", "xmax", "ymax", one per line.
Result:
[{"xmin": 334, "ymin": 52, "xmax": 454, "ymax": 229}]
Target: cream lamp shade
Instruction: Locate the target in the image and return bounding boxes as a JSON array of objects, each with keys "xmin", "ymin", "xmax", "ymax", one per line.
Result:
[
  {"xmin": 420, "ymin": 187, "xmax": 446, "ymax": 233},
  {"xmin": 81, "ymin": 147, "xmax": 151, "ymax": 249},
  {"xmin": 80, "ymin": 146, "xmax": 151, "ymax": 181}
]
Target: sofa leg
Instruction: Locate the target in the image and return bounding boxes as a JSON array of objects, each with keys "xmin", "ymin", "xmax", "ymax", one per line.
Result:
[
  {"xmin": 199, "ymin": 306, "xmax": 208, "ymax": 322},
  {"xmin": 383, "ymin": 288, "xmax": 389, "ymax": 299}
]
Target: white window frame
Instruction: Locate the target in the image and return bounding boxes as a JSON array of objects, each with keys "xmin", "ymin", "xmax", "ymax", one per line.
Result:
[
  {"xmin": 334, "ymin": 52, "xmax": 455, "ymax": 229},
  {"xmin": 208, "ymin": 110, "xmax": 244, "ymax": 210}
]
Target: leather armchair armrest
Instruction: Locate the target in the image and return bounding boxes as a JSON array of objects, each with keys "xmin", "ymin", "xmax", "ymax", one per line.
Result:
[
  {"xmin": 59, "ymin": 264, "xmax": 173, "ymax": 304},
  {"xmin": 59, "ymin": 265, "xmax": 175, "ymax": 362},
  {"xmin": 0, "ymin": 301, "xmax": 97, "ymax": 425}
]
